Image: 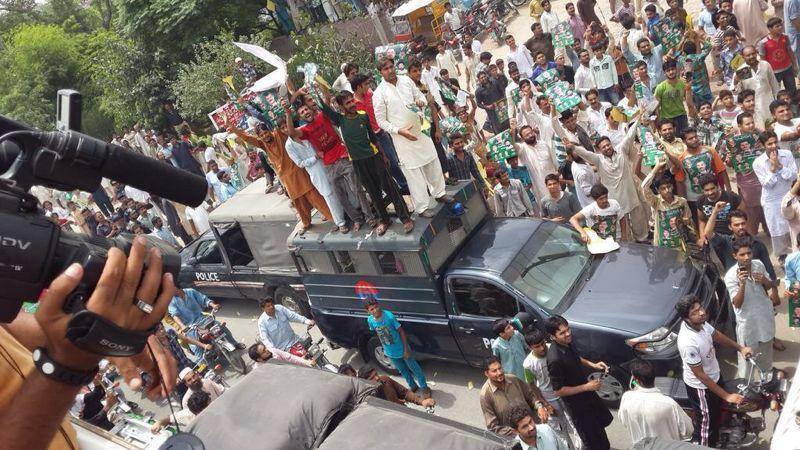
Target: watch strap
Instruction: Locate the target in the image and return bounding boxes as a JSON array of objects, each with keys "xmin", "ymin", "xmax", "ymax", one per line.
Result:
[{"xmin": 32, "ymin": 347, "xmax": 98, "ymax": 386}]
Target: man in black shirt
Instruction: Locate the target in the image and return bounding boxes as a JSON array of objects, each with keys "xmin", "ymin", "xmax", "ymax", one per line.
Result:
[
  {"xmin": 525, "ymin": 22, "xmax": 555, "ymax": 63},
  {"xmin": 545, "ymin": 315, "xmax": 613, "ymax": 450},
  {"xmin": 704, "ymin": 207, "xmax": 776, "ymax": 280},
  {"xmin": 475, "ymin": 71, "xmax": 509, "ymax": 134},
  {"xmin": 697, "ymin": 174, "xmax": 743, "ymax": 244}
]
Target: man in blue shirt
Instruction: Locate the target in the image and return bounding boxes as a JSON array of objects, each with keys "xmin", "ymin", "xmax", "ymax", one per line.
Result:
[
  {"xmin": 168, "ymin": 288, "xmax": 241, "ymax": 354},
  {"xmin": 257, "ymin": 297, "xmax": 314, "ymax": 351},
  {"xmin": 491, "ymin": 318, "xmax": 528, "ymax": 381},
  {"xmin": 149, "ymin": 217, "xmax": 180, "ymax": 249},
  {"xmin": 364, "ymin": 297, "xmax": 431, "ymax": 398}
]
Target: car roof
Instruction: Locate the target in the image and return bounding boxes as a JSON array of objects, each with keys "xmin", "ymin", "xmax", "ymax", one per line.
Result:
[
  {"xmin": 209, "ymin": 178, "xmax": 300, "ymax": 224},
  {"xmin": 448, "ymin": 218, "xmax": 542, "ymax": 274}
]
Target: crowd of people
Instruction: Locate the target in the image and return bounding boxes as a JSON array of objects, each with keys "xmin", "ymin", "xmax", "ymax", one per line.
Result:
[{"xmin": 22, "ymin": 0, "xmax": 800, "ymax": 446}]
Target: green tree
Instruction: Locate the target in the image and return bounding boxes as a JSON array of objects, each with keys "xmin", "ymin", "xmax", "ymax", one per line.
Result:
[
  {"xmin": 286, "ymin": 25, "xmax": 374, "ymax": 88},
  {"xmin": 81, "ymin": 29, "xmax": 169, "ymax": 132},
  {"xmin": 116, "ymin": 0, "xmax": 264, "ymax": 63},
  {"xmin": 0, "ymin": 24, "xmax": 82, "ymax": 129}
]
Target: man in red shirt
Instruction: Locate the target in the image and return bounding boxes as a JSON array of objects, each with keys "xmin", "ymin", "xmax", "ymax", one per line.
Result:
[
  {"xmin": 352, "ymin": 73, "xmax": 409, "ymax": 194},
  {"xmin": 284, "ymin": 95, "xmax": 377, "ymax": 231},
  {"xmin": 757, "ymin": 17, "xmax": 797, "ymax": 93}
]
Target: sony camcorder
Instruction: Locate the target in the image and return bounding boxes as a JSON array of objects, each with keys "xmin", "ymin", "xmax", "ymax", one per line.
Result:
[{"xmin": 0, "ymin": 99, "xmax": 208, "ymax": 355}]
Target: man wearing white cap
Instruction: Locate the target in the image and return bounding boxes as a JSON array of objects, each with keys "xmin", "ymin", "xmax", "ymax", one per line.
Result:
[
  {"xmin": 180, "ymin": 368, "xmax": 225, "ymax": 409},
  {"xmin": 235, "ymin": 57, "xmax": 258, "ymax": 86}
]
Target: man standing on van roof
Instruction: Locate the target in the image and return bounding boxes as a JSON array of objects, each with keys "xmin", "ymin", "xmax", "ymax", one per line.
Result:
[{"xmin": 225, "ymin": 117, "xmax": 333, "ymax": 234}]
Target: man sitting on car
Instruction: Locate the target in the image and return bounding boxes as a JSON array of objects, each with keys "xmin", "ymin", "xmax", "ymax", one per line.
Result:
[{"xmin": 257, "ymin": 296, "xmax": 315, "ymax": 352}]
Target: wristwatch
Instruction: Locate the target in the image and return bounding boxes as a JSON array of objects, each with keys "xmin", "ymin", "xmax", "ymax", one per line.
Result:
[{"xmin": 32, "ymin": 347, "xmax": 98, "ymax": 386}]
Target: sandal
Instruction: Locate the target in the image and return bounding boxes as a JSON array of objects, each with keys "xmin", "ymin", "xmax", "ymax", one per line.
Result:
[
  {"xmin": 330, "ymin": 225, "xmax": 340, "ymax": 233},
  {"xmin": 339, "ymin": 225, "xmax": 350, "ymax": 234},
  {"xmin": 367, "ymin": 218, "xmax": 378, "ymax": 228},
  {"xmin": 376, "ymin": 222, "xmax": 389, "ymax": 236},
  {"xmin": 402, "ymin": 220, "xmax": 415, "ymax": 234},
  {"xmin": 773, "ymin": 338, "xmax": 786, "ymax": 351},
  {"xmin": 353, "ymin": 222, "xmax": 362, "ymax": 232}
]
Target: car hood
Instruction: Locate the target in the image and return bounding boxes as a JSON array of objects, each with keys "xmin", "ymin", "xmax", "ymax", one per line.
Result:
[{"xmin": 564, "ymin": 243, "xmax": 696, "ymax": 335}]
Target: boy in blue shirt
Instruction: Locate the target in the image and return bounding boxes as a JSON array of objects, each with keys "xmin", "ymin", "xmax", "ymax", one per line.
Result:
[{"xmin": 365, "ymin": 297, "xmax": 431, "ymax": 398}]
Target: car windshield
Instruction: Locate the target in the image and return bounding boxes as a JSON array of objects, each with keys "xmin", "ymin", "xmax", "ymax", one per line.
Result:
[{"xmin": 501, "ymin": 224, "xmax": 591, "ymax": 311}]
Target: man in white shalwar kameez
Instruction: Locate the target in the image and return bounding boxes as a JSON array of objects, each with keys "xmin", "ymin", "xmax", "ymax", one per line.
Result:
[
  {"xmin": 732, "ymin": 47, "xmax": 779, "ymax": 130},
  {"xmin": 284, "ymin": 135, "xmax": 347, "ymax": 231},
  {"xmin": 373, "ymin": 57, "xmax": 453, "ymax": 217},
  {"xmin": 561, "ymin": 115, "xmax": 651, "ymax": 242},
  {"xmin": 514, "ymin": 125, "xmax": 558, "ymax": 205},
  {"xmin": 752, "ymin": 135, "xmax": 797, "ymax": 259}
]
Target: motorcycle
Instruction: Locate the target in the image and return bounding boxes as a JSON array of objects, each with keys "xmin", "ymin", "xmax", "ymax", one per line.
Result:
[
  {"xmin": 461, "ymin": 2, "xmax": 486, "ymax": 39},
  {"xmin": 657, "ymin": 356, "xmax": 788, "ymax": 448},
  {"xmin": 486, "ymin": 9, "xmax": 507, "ymax": 45},
  {"xmin": 288, "ymin": 325, "xmax": 339, "ymax": 373},
  {"xmin": 185, "ymin": 312, "xmax": 248, "ymax": 375}
]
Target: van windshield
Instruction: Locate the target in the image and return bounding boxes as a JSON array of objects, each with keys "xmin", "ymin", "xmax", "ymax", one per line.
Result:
[{"xmin": 501, "ymin": 224, "xmax": 590, "ymax": 312}]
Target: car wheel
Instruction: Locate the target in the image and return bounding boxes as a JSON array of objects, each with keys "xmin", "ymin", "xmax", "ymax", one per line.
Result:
[
  {"xmin": 366, "ymin": 336, "xmax": 399, "ymax": 374},
  {"xmin": 274, "ymin": 286, "xmax": 311, "ymax": 318},
  {"xmin": 587, "ymin": 366, "xmax": 629, "ymax": 407}
]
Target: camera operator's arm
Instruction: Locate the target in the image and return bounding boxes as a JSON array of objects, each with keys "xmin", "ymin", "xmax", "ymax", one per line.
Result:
[{"xmin": 0, "ymin": 236, "xmax": 175, "ymax": 450}]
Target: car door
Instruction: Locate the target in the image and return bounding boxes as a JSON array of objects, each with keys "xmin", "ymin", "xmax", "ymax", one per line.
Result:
[
  {"xmin": 445, "ymin": 275, "xmax": 521, "ymax": 366},
  {"xmin": 187, "ymin": 237, "xmax": 237, "ymax": 299}
]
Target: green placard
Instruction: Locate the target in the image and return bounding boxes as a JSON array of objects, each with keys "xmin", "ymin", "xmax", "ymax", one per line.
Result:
[
  {"xmin": 535, "ymin": 68, "xmax": 560, "ymax": 91},
  {"xmin": 439, "ymin": 116, "xmax": 467, "ymax": 138},
  {"xmin": 546, "ymin": 81, "xmax": 581, "ymax": 113},
  {"xmin": 487, "ymin": 130, "xmax": 516, "ymax": 162},
  {"xmin": 375, "ymin": 43, "xmax": 411, "ymax": 75},
  {"xmin": 551, "ymin": 21, "xmax": 575, "ymax": 48},
  {"xmin": 789, "ymin": 282, "xmax": 800, "ymax": 327},
  {"xmin": 494, "ymin": 97, "xmax": 510, "ymax": 129},
  {"xmin": 652, "ymin": 17, "xmax": 683, "ymax": 51}
]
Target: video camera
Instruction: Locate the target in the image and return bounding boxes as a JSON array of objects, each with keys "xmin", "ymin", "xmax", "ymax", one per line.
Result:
[{"xmin": 0, "ymin": 94, "xmax": 208, "ymax": 355}]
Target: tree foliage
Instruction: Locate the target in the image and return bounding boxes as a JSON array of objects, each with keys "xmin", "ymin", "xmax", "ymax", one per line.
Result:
[
  {"xmin": 286, "ymin": 25, "xmax": 375, "ymax": 87},
  {"xmin": 0, "ymin": 24, "xmax": 82, "ymax": 129}
]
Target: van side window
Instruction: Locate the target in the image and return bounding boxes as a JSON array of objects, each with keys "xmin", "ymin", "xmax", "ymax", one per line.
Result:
[
  {"xmin": 450, "ymin": 278, "xmax": 518, "ymax": 318},
  {"xmin": 195, "ymin": 240, "xmax": 222, "ymax": 265},
  {"xmin": 219, "ymin": 225, "xmax": 254, "ymax": 266},
  {"xmin": 376, "ymin": 252, "xmax": 405, "ymax": 275},
  {"xmin": 332, "ymin": 251, "xmax": 356, "ymax": 273}
]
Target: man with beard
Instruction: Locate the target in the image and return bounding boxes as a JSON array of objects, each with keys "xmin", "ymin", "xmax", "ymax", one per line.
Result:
[
  {"xmin": 480, "ymin": 356, "xmax": 550, "ymax": 438},
  {"xmin": 565, "ymin": 117, "xmax": 651, "ymax": 242},
  {"xmin": 226, "ymin": 119, "xmax": 334, "ymax": 234},
  {"xmin": 408, "ymin": 59, "xmax": 448, "ymax": 173},
  {"xmin": 545, "ymin": 316, "xmax": 612, "ymax": 449},
  {"xmin": 179, "ymin": 368, "xmax": 225, "ymax": 409},
  {"xmin": 475, "ymin": 71, "xmax": 509, "ymax": 134},
  {"xmin": 373, "ymin": 57, "xmax": 454, "ymax": 218},
  {"xmin": 515, "ymin": 125, "xmax": 558, "ymax": 204},
  {"xmin": 733, "ymin": 46, "xmax": 779, "ymax": 130}
]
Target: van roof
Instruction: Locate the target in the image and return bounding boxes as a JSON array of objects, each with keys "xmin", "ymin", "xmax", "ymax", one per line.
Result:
[
  {"xmin": 208, "ymin": 178, "xmax": 303, "ymax": 224},
  {"xmin": 292, "ymin": 180, "xmax": 485, "ymax": 253}
]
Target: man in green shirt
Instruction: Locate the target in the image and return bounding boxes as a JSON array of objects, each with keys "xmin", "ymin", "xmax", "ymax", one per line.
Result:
[
  {"xmin": 322, "ymin": 91, "xmax": 414, "ymax": 235},
  {"xmin": 654, "ymin": 59, "xmax": 695, "ymax": 135}
]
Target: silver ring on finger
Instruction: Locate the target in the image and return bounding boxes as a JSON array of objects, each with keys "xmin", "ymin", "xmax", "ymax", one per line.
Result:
[{"xmin": 135, "ymin": 298, "xmax": 154, "ymax": 314}]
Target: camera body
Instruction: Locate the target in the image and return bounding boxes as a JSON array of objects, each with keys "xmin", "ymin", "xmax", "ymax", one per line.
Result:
[{"xmin": 0, "ymin": 187, "xmax": 180, "ymax": 322}]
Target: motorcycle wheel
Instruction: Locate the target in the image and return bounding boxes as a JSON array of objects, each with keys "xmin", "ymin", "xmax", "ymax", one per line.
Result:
[
  {"xmin": 509, "ymin": 0, "xmax": 526, "ymax": 7},
  {"xmin": 220, "ymin": 347, "xmax": 249, "ymax": 375}
]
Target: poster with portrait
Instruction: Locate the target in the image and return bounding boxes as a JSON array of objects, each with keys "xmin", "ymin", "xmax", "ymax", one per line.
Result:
[
  {"xmin": 551, "ymin": 21, "xmax": 575, "ymax": 48},
  {"xmin": 657, "ymin": 207, "xmax": 684, "ymax": 248},
  {"xmin": 406, "ymin": 103, "xmax": 433, "ymax": 137},
  {"xmin": 788, "ymin": 282, "xmax": 800, "ymax": 328},
  {"xmin": 510, "ymin": 86, "xmax": 522, "ymax": 106},
  {"xmin": 439, "ymin": 116, "xmax": 467, "ymax": 138},
  {"xmin": 652, "ymin": 17, "xmax": 683, "ymax": 51},
  {"xmin": 546, "ymin": 82, "xmax": 582, "ymax": 113},
  {"xmin": 729, "ymin": 133, "xmax": 759, "ymax": 174},
  {"xmin": 494, "ymin": 97, "xmax": 510, "ymax": 129},
  {"xmin": 208, "ymin": 91, "xmax": 260, "ymax": 131},
  {"xmin": 439, "ymin": 79, "xmax": 457, "ymax": 103},
  {"xmin": 487, "ymin": 130, "xmax": 516, "ymax": 162},
  {"xmin": 375, "ymin": 43, "xmax": 410, "ymax": 75},
  {"xmin": 639, "ymin": 125, "xmax": 663, "ymax": 166}
]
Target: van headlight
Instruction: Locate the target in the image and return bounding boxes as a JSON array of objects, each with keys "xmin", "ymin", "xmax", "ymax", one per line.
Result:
[{"xmin": 626, "ymin": 327, "xmax": 678, "ymax": 353}]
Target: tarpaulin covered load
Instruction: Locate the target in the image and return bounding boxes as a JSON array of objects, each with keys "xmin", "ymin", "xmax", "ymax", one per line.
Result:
[
  {"xmin": 188, "ymin": 363, "xmax": 377, "ymax": 449},
  {"xmin": 318, "ymin": 396, "xmax": 514, "ymax": 450}
]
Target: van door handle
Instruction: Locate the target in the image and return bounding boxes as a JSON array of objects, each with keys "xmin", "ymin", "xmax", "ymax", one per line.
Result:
[{"xmin": 458, "ymin": 326, "xmax": 475, "ymax": 333}]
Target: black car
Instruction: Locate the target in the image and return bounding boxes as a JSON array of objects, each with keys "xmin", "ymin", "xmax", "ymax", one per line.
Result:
[{"xmin": 292, "ymin": 181, "xmax": 734, "ymax": 404}]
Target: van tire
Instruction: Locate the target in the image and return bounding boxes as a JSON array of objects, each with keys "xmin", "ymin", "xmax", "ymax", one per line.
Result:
[
  {"xmin": 587, "ymin": 365, "xmax": 629, "ymax": 408},
  {"xmin": 366, "ymin": 336, "xmax": 399, "ymax": 375},
  {"xmin": 275, "ymin": 287, "xmax": 311, "ymax": 318}
]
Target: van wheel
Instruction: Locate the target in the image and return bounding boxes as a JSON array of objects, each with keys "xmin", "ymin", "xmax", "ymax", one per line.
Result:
[
  {"xmin": 275, "ymin": 287, "xmax": 311, "ymax": 318},
  {"xmin": 587, "ymin": 365, "xmax": 629, "ymax": 408},
  {"xmin": 366, "ymin": 336, "xmax": 399, "ymax": 375}
]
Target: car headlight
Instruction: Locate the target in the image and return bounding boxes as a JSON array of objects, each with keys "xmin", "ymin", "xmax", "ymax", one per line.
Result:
[{"xmin": 626, "ymin": 327, "xmax": 678, "ymax": 353}]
